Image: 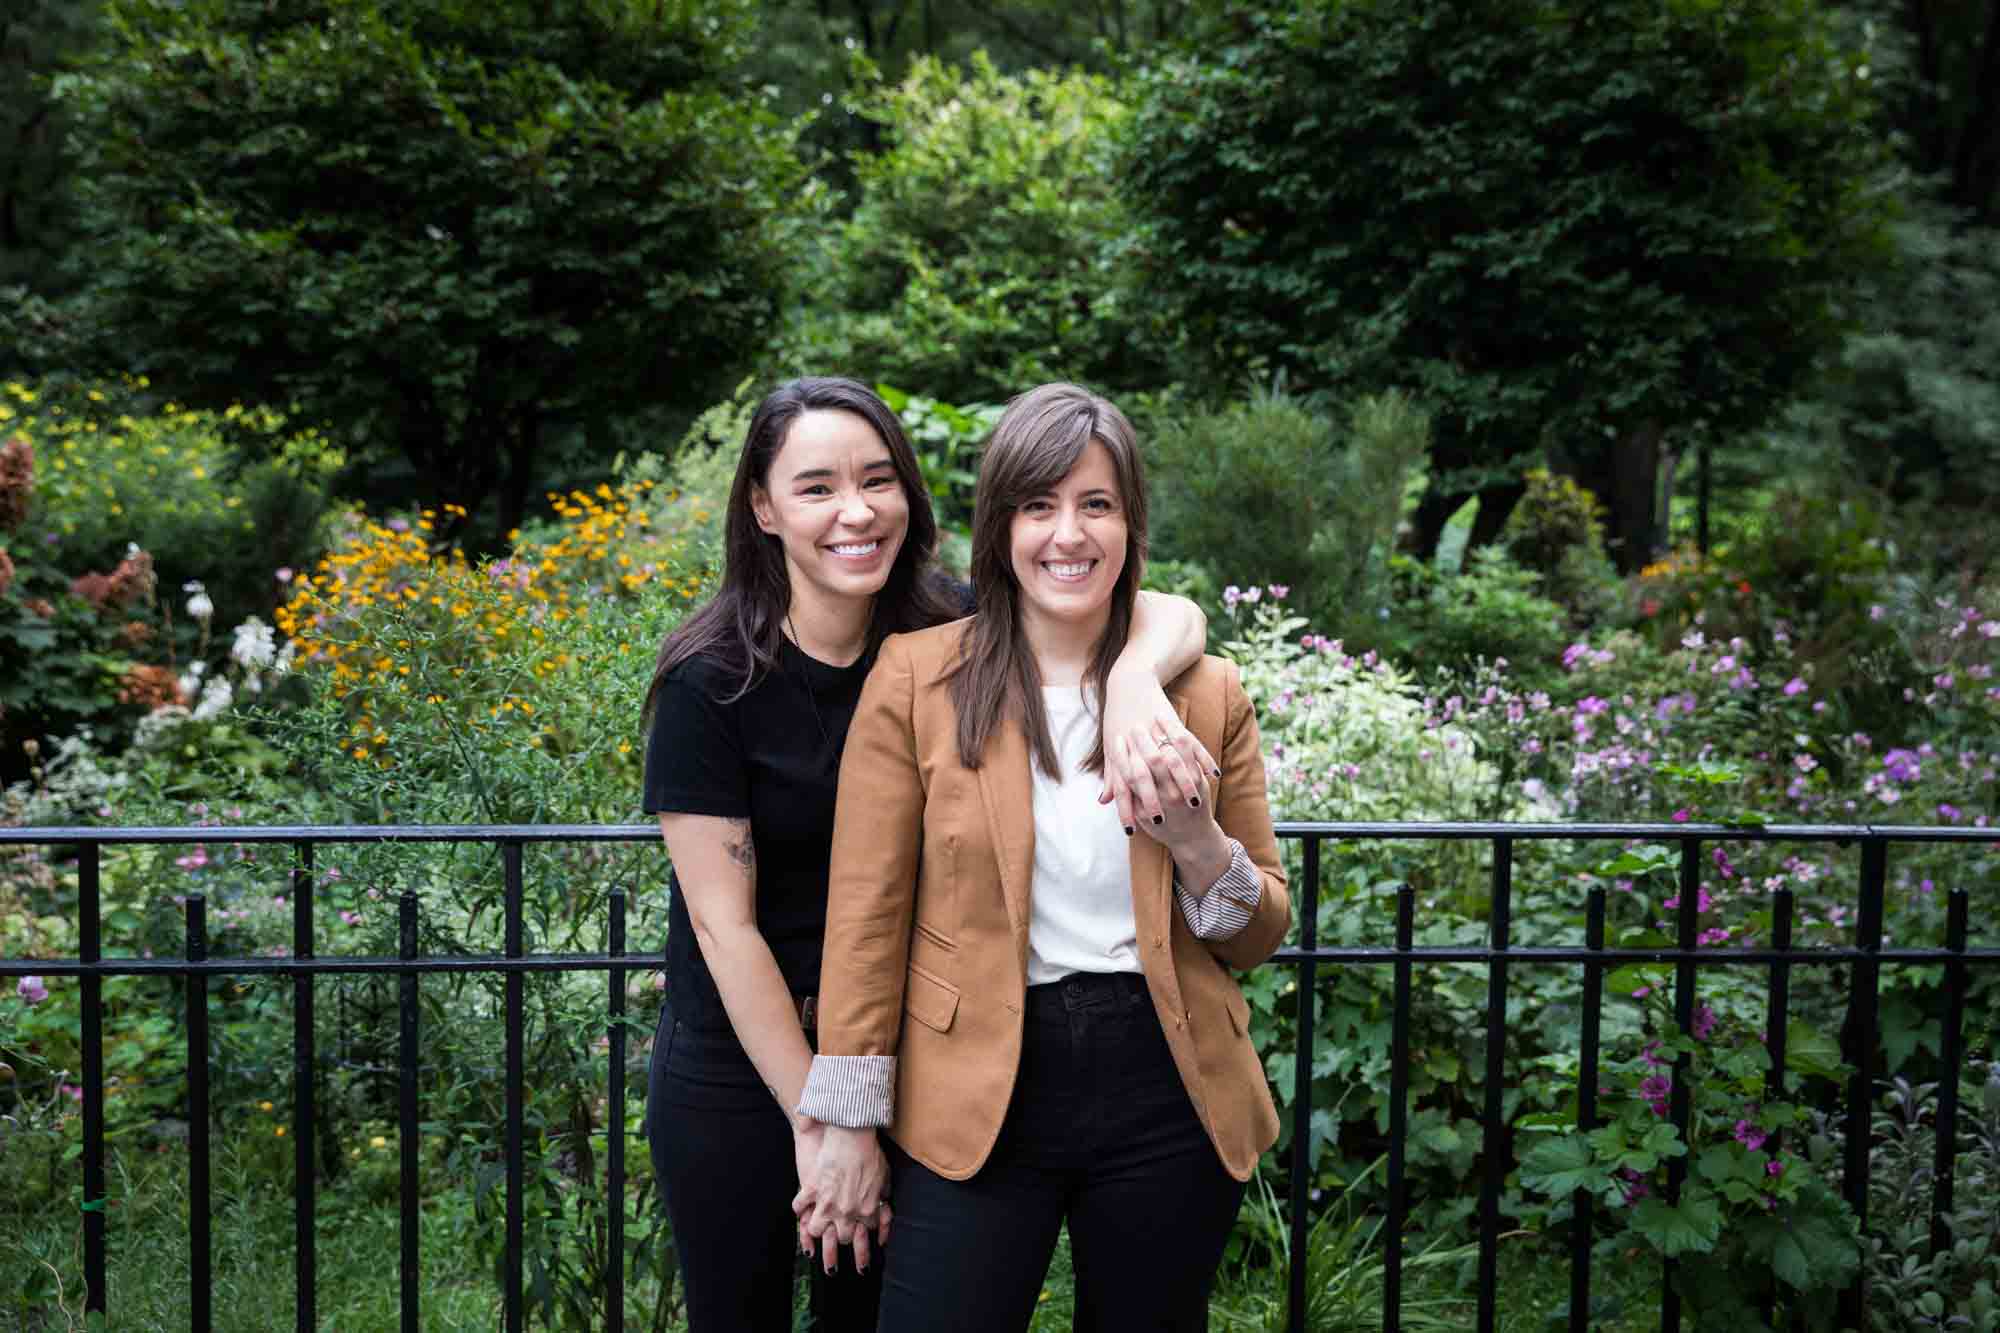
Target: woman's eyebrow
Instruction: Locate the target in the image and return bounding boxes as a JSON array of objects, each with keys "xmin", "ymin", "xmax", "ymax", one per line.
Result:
[{"xmin": 790, "ymin": 459, "xmax": 896, "ymax": 482}]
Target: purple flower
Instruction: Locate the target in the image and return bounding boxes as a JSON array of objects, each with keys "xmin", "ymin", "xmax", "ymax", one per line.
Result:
[
  {"xmin": 1576, "ymin": 696, "xmax": 1609, "ymax": 716},
  {"xmin": 1672, "ymin": 808, "xmax": 1692, "ymax": 823},
  {"xmin": 1882, "ymin": 749, "xmax": 1923, "ymax": 783},
  {"xmin": 1939, "ymin": 804, "xmax": 1961, "ymax": 823},
  {"xmin": 1692, "ymin": 1005, "xmax": 1718, "ymax": 1040},
  {"xmin": 1766, "ymin": 1157, "xmax": 1786, "ymax": 1178},
  {"xmin": 1733, "ymin": 1120, "xmax": 1768, "ymax": 1151},
  {"xmin": 1267, "ymin": 584, "xmax": 1290, "ymax": 601},
  {"xmin": 17, "ymin": 975, "xmax": 48, "ymax": 1005},
  {"xmin": 1782, "ymin": 677, "xmax": 1806, "ymax": 697},
  {"xmin": 1936, "ymin": 673, "xmax": 1956, "ymax": 691}
]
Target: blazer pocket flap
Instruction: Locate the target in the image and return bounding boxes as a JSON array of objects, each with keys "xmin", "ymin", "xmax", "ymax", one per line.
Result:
[
  {"xmin": 1224, "ymin": 984, "xmax": 1251, "ymax": 1038},
  {"xmin": 904, "ymin": 962, "xmax": 960, "ymax": 1034}
]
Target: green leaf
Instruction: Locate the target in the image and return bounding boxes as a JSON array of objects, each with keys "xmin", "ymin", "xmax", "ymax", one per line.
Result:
[
  {"xmin": 1520, "ymin": 1134, "xmax": 1608, "ymax": 1198},
  {"xmin": 1785, "ymin": 1019, "xmax": 1845, "ymax": 1080},
  {"xmin": 1632, "ymin": 1192, "xmax": 1723, "ymax": 1257}
]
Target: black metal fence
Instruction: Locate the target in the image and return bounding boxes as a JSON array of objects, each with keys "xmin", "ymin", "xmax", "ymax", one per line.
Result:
[{"xmin": 1, "ymin": 820, "xmax": 1994, "ymax": 1333}]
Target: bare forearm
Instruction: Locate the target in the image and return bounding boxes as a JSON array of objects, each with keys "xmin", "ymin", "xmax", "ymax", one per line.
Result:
[
  {"xmin": 696, "ymin": 919, "xmax": 815, "ymax": 1115},
  {"xmin": 1125, "ymin": 590, "xmax": 1207, "ymax": 682}
]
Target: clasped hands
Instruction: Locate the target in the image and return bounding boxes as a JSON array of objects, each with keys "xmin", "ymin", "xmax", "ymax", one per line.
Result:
[{"xmin": 792, "ymin": 1118, "xmax": 892, "ymax": 1274}]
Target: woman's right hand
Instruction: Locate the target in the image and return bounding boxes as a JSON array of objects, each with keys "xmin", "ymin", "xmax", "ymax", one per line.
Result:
[{"xmin": 795, "ymin": 1124, "xmax": 892, "ymax": 1272}]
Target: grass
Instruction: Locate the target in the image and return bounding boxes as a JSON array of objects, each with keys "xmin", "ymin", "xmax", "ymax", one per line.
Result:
[{"xmin": 3, "ymin": 1129, "xmax": 1670, "ymax": 1333}]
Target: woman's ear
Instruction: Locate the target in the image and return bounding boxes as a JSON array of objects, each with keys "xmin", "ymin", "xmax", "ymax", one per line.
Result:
[{"xmin": 750, "ymin": 484, "xmax": 777, "ymax": 535}]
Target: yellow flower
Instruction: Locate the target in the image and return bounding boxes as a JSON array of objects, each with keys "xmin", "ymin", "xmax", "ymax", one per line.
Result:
[{"xmin": 371, "ymin": 1135, "xmax": 388, "ymax": 1149}]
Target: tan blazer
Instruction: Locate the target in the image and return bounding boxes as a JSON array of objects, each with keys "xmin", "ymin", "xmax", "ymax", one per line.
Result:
[{"xmin": 815, "ymin": 620, "xmax": 1291, "ymax": 1183}]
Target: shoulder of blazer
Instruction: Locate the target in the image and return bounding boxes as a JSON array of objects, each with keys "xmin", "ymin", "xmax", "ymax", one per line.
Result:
[
  {"xmin": 1165, "ymin": 654, "xmax": 1242, "ymax": 735},
  {"xmin": 881, "ymin": 616, "xmax": 973, "ymax": 684}
]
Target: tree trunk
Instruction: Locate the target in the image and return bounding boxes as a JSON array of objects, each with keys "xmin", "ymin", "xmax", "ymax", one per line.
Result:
[
  {"xmin": 1405, "ymin": 416, "xmax": 1528, "ymax": 561},
  {"xmin": 496, "ymin": 409, "xmax": 541, "ymax": 544},
  {"xmin": 1953, "ymin": 0, "xmax": 2000, "ymax": 222},
  {"xmin": 1567, "ymin": 421, "xmax": 1665, "ymax": 573}
]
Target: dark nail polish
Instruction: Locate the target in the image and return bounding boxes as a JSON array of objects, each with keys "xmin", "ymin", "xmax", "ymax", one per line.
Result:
[
  {"xmin": 1189, "ymin": 796, "xmax": 1202, "ymax": 808},
  {"xmin": 1123, "ymin": 825, "xmax": 1135, "ymax": 837},
  {"xmin": 1211, "ymin": 766, "xmax": 1222, "ymax": 778},
  {"xmin": 1151, "ymin": 813, "xmax": 1164, "ymax": 825}
]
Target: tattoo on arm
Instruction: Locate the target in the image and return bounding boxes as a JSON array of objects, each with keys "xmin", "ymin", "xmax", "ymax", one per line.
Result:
[{"xmin": 723, "ymin": 818, "xmax": 755, "ymax": 879}]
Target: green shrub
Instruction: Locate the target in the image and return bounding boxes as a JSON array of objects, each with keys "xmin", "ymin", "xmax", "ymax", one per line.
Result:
[
  {"xmin": 1374, "ymin": 546, "xmax": 1572, "ymax": 686},
  {"xmin": 782, "ymin": 52, "xmax": 1171, "ymax": 402},
  {"xmin": 1502, "ymin": 468, "xmax": 1624, "ymax": 620},
  {"xmin": 1149, "ymin": 387, "xmax": 1429, "ymax": 632},
  {"xmin": 7, "ymin": 379, "xmax": 342, "ymax": 636}
]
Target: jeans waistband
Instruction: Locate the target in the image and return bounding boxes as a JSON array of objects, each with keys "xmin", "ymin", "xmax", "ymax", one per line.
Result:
[{"xmin": 1024, "ymin": 970, "xmax": 1149, "ymax": 1020}]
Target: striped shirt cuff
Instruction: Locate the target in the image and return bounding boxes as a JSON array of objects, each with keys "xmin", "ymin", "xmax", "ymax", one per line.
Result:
[
  {"xmin": 1174, "ymin": 837, "xmax": 1262, "ymax": 941},
  {"xmin": 796, "ymin": 1054, "xmax": 896, "ymax": 1129}
]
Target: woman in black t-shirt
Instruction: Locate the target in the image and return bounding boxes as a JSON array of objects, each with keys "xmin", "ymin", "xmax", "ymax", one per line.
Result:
[{"xmin": 639, "ymin": 378, "xmax": 1216, "ymax": 1332}]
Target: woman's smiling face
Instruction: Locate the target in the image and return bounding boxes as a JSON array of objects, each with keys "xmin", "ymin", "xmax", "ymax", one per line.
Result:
[
  {"xmin": 1007, "ymin": 439, "xmax": 1129, "ymax": 639},
  {"xmin": 750, "ymin": 408, "xmax": 910, "ymax": 612}
]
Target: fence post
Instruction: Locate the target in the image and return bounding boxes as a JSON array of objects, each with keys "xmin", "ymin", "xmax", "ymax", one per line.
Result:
[
  {"xmin": 1287, "ymin": 834, "xmax": 1320, "ymax": 1333},
  {"xmin": 1476, "ymin": 838, "xmax": 1513, "ymax": 1333},
  {"xmin": 1384, "ymin": 886, "xmax": 1414, "ymax": 1333},
  {"xmin": 608, "ymin": 888, "xmax": 628, "ymax": 1333},
  {"xmin": 399, "ymin": 891, "xmax": 421, "ymax": 1333},
  {"xmin": 1569, "ymin": 887, "xmax": 1606, "ymax": 1329},
  {"xmin": 188, "ymin": 895, "xmax": 212, "ymax": 1333},
  {"xmin": 78, "ymin": 842, "xmax": 107, "ymax": 1318},
  {"xmin": 504, "ymin": 840, "xmax": 526, "ymax": 1333},
  {"xmin": 1840, "ymin": 836, "xmax": 1888, "ymax": 1330},
  {"xmin": 292, "ymin": 841, "xmax": 317, "ymax": 1333}
]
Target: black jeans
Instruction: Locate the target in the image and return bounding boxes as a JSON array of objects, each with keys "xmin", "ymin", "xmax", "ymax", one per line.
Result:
[
  {"xmin": 876, "ymin": 971, "xmax": 1246, "ymax": 1333},
  {"xmin": 645, "ymin": 1003, "xmax": 882, "ymax": 1333}
]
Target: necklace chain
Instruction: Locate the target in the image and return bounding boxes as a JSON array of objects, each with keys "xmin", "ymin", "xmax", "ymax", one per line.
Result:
[{"xmin": 786, "ymin": 611, "xmax": 835, "ymax": 754}]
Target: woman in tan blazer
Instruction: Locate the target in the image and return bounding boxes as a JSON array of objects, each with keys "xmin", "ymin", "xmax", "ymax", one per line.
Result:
[{"xmin": 796, "ymin": 383, "xmax": 1290, "ymax": 1331}]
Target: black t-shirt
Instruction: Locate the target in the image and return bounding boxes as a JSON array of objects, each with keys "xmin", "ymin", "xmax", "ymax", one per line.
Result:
[{"xmin": 642, "ymin": 637, "xmax": 877, "ymax": 1034}]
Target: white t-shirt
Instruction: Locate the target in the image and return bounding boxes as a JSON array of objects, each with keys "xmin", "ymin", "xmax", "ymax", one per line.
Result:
[{"xmin": 1026, "ymin": 686, "xmax": 1142, "ymax": 985}]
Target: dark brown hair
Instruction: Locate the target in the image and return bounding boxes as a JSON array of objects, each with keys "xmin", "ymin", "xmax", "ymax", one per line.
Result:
[
  {"xmin": 946, "ymin": 382, "xmax": 1148, "ymax": 776},
  {"xmin": 643, "ymin": 377, "xmax": 958, "ymax": 713}
]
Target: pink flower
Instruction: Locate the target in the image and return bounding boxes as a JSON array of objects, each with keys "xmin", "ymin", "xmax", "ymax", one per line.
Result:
[
  {"xmin": 275, "ymin": 567, "xmax": 294, "ymax": 584},
  {"xmin": 1782, "ymin": 677, "xmax": 1806, "ymax": 696},
  {"xmin": 16, "ymin": 975, "xmax": 48, "ymax": 1005},
  {"xmin": 1672, "ymin": 809, "xmax": 1692, "ymax": 823}
]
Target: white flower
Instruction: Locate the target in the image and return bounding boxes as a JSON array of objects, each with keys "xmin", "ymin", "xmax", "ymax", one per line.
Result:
[
  {"xmin": 183, "ymin": 580, "xmax": 214, "ymax": 623},
  {"xmin": 193, "ymin": 676, "xmax": 234, "ymax": 722},
  {"xmin": 230, "ymin": 616, "xmax": 276, "ymax": 670}
]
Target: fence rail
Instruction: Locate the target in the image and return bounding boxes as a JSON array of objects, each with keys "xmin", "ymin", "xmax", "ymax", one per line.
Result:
[{"xmin": 2, "ymin": 820, "xmax": 1995, "ymax": 1333}]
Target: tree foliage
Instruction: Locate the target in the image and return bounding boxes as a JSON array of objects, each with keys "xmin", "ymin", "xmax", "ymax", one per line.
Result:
[
  {"xmin": 0, "ymin": 0, "xmax": 99, "ymax": 302},
  {"xmin": 1122, "ymin": 0, "xmax": 1895, "ymax": 569},
  {"xmin": 51, "ymin": 0, "xmax": 809, "ymax": 535},
  {"xmin": 783, "ymin": 51, "xmax": 1169, "ymax": 403}
]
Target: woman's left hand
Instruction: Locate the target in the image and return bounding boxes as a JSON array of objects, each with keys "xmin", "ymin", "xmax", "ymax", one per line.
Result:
[{"xmin": 1100, "ymin": 667, "xmax": 1217, "ymax": 833}]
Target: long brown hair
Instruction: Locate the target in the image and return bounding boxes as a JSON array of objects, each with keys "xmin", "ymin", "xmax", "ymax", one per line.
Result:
[
  {"xmin": 946, "ymin": 383, "xmax": 1148, "ymax": 776},
  {"xmin": 643, "ymin": 377, "xmax": 958, "ymax": 714}
]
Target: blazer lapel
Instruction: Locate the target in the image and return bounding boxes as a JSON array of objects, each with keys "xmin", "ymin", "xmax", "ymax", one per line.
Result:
[
  {"xmin": 975, "ymin": 717, "xmax": 1036, "ymax": 967},
  {"xmin": 1127, "ymin": 694, "xmax": 1192, "ymax": 949}
]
